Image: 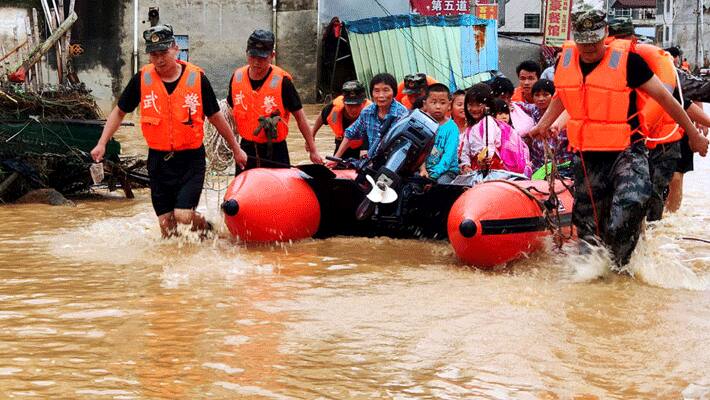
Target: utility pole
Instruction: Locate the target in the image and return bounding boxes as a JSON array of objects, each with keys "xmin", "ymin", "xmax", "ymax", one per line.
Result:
[{"xmin": 695, "ymin": 0, "xmax": 703, "ymax": 68}]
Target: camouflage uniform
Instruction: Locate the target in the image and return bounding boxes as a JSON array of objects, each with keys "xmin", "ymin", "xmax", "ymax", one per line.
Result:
[
  {"xmin": 646, "ymin": 142, "xmax": 681, "ymax": 221},
  {"xmin": 572, "ymin": 141, "xmax": 652, "ymax": 266}
]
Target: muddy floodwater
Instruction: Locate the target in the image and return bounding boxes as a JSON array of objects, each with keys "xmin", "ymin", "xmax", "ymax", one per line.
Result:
[{"xmin": 1, "ymin": 105, "xmax": 709, "ymax": 399}]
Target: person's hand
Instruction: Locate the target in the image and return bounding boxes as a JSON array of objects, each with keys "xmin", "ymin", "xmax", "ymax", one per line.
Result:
[
  {"xmin": 460, "ymin": 165, "xmax": 472, "ymax": 175},
  {"xmin": 689, "ymin": 130, "xmax": 709, "ymax": 156},
  {"xmin": 233, "ymin": 146, "xmax": 248, "ymax": 169},
  {"xmin": 420, "ymin": 169, "xmax": 429, "ymax": 179},
  {"xmin": 309, "ymin": 150, "xmax": 324, "ymax": 165},
  {"xmin": 325, "ymin": 160, "xmax": 338, "ymax": 168},
  {"xmin": 90, "ymin": 143, "xmax": 106, "ymax": 162},
  {"xmin": 697, "ymin": 124, "xmax": 708, "ymax": 137},
  {"xmin": 528, "ymin": 125, "xmax": 549, "ymax": 140},
  {"xmin": 548, "ymin": 123, "xmax": 561, "ymax": 137}
]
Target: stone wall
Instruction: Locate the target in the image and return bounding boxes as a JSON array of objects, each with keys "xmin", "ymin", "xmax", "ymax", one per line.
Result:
[
  {"xmin": 117, "ymin": 0, "xmax": 318, "ymax": 106},
  {"xmin": 1, "ymin": 0, "xmax": 320, "ymax": 113}
]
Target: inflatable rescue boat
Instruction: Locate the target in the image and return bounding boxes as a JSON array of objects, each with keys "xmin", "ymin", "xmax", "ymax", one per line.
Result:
[{"xmin": 222, "ymin": 110, "xmax": 574, "ymax": 268}]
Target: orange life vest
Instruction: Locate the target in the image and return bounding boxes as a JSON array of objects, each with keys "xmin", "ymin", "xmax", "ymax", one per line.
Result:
[
  {"xmin": 511, "ymin": 86, "xmax": 524, "ymax": 102},
  {"xmin": 328, "ymin": 96, "xmax": 370, "ymax": 149},
  {"xmin": 395, "ymin": 75, "xmax": 437, "ymax": 103},
  {"xmin": 555, "ymin": 40, "xmax": 634, "ymax": 151},
  {"xmin": 633, "ymin": 43, "xmax": 684, "ymax": 148},
  {"xmin": 400, "ymin": 95, "xmax": 417, "ymax": 110},
  {"xmin": 139, "ymin": 60, "xmax": 205, "ymax": 151},
  {"xmin": 231, "ymin": 65, "xmax": 292, "ymax": 143}
]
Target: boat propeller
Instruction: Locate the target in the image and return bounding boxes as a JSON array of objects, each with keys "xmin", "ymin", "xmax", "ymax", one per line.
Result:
[{"xmin": 365, "ymin": 175, "xmax": 398, "ymax": 204}]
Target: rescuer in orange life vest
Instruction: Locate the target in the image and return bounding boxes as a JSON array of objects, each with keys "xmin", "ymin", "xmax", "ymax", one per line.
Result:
[
  {"xmin": 397, "ymin": 73, "xmax": 435, "ymax": 110},
  {"xmin": 91, "ymin": 24, "xmax": 247, "ymax": 238},
  {"xmin": 228, "ymin": 29, "xmax": 323, "ymax": 171},
  {"xmin": 311, "ymin": 80, "xmax": 371, "ymax": 159},
  {"xmin": 608, "ymin": 17, "xmax": 710, "ymax": 222},
  {"xmin": 529, "ymin": 2, "xmax": 708, "ymax": 269}
]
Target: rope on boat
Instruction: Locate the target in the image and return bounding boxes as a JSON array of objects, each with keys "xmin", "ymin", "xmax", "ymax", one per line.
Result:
[
  {"xmin": 202, "ymin": 99, "xmax": 237, "ymax": 209},
  {"xmin": 203, "ymin": 99, "xmax": 236, "ymax": 174},
  {"xmin": 542, "ymin": 139, "xmax": 574, "ymax": 249}
]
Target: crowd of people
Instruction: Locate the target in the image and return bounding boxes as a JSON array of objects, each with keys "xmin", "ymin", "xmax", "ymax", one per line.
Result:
[
  {"xmin": 317, "ymin": 4, "xmax": 709, "ymax": 268},
  {"xmin": 89, "ymin": 3, "xmax": 709, "ymax": 269},
  {"xmin": 322, "ymin": 69, "xmax": 563, "ymax": 183}
]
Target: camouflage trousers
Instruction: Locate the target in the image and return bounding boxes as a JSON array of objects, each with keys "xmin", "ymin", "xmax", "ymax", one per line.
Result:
[
  {"xmin": 646, "ymin": 141, "xmax": 681, "ymax": 221},
  {"xmin": 572, "ymin": 142, "xmax": 652, "ymax": 267}
]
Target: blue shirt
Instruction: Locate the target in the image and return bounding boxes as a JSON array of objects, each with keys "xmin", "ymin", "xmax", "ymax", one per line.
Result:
[
  {"xmin": 344, "ymin": 100, "xmax": 409, "ymax": 157},
  {"xmin": 425, "ymin": 119, "xmax": 460, "ymax": 179}
]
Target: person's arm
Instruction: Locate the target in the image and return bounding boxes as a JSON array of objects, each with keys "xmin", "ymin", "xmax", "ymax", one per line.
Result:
[
  {"xmin": 639, "ymin": 76, "xmax": 708, "ymax": 156},
  {"xmin": 91, "ymin": 106, "xmax": 126, "ymax": 162},
  {"xmin": 292, "ymin": 108, "xmax": 323, "ymax": 164},
  {"xmin": 336, "ymin": 114, "xmax": 365, "ymax": 158},
  {"xmin": 458, "ymin": 128, "xmax": 473, "ymax": 172},
  {"xmin": 527, "ymin": 97, "xmax": 565, "ymax": 139},
  {"xmin": 687, "ymin": 102, "xmax": 710, "ymax": 129},
  {"xmin": 312, "ymin": 114, "xmax": 324, "ymax": 138},
  {"xmin": 419, "ymin": 162, "xmax": 429, "ymax": 177},
  {"xmin": 207, "ymin": 112, "xmax": 248, "ymax": 168}
]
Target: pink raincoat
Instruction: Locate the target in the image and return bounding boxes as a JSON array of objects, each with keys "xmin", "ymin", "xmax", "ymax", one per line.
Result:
[{"xmin": 459, "ymin": 116, "xmax": 532, "ymax": 176}]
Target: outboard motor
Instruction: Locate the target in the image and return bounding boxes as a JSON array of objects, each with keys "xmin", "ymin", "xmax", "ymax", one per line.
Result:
[{"xmin": 358, "ymin": 109, "xmax": 438, "ymax": 206}]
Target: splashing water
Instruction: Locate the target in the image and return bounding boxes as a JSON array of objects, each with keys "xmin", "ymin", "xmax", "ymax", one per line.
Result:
[{"xmin": 627, "ymin": 212, "xmax": 710, "ymax": 291}]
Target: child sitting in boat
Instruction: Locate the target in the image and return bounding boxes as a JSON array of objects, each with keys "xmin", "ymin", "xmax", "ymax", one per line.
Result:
[
  {"xmin": 419, "ymin": 83, "xmax": 460, "ymax": 183},
  {"xmin": 459, "ymin": 83, "xmax": 531, "ymax": 176}
]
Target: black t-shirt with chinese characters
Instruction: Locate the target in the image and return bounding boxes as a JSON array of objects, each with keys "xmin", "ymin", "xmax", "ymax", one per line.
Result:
[
  {"xmin": 117, "ymin": 64, "xmax": 220, "ymax": 117},
  {"xmin": 320, "ymin": 101, "xmax": 356, "ymax": 129},
  {"xmin": 226, "ymin": 67, "xmax": 303, "ymax": 113}
]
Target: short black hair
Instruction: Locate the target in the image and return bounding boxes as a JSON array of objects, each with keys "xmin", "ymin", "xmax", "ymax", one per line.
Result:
[
  {"xmin": 531, "ymin": 79, "xmax": 555, "ymax": 96},
  {"xmin": 490, "ymin": 77, "xmax": 515, "ymax": 97},
  {"xmin": 424, "ymin": 83, "xmax": 451, "ymax": 99},
  {"xmin": 665, "ymin": 47, "xmax": 681, "ymax": 58},
  {"xmin": 463, "ymin": 83, "xmax": 494, "ymax": 126},
  {"xmin": 369, "ymin": 73, "xmax": 398, "ymax": 97},
  {"xmin": 493, "ymin": 98, "xmax": 510, "ymax": 115},
  {"xmin": 516, "ymin": 60, "xmax": 541, "ymax": 78},
  {"xmin": 452, "ymin": 89, "xmax": 466, "ymax": 99}
]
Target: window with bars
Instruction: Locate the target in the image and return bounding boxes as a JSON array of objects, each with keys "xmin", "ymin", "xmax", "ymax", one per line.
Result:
[
  {"xmin": 613, "ymin": 8, "xmax": 632, "ymax": 17},
  {"xmin": 524, "ymin": 13, "xmax": 540, "ymax": 29}
]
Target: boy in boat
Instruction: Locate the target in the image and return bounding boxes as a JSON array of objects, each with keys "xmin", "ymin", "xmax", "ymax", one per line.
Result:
[{"xmin": 419, "ymin": 83, "xmax": 460, "ymax": 183}]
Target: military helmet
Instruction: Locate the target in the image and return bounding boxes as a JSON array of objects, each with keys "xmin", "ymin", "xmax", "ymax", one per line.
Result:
[
  {"xmin": 143, "ymin": 24, "xmax": 175, "ymax": 53},
  {"xmin": 571, "ymin": 1, "xmax": 608, "ymax": 44},
  {"xmin": 341, "ymin": 80, "xmax": 367, "ymax": 105},
  {"xmin": 608, "ymin": 16, "xmax": 634, "ymax": 37},
  {"xmin": 402, "ymin": 73, "xmax": 428, "ymax": 94}
]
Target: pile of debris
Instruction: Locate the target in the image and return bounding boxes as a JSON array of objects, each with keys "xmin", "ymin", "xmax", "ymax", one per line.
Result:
[
  {"xmin": 0, "ymin": 82, "xmax": 102, "ymax": 121},
  {"xmin": 0, "ymin": 4, "xmax": 147, "ymax": 205}
]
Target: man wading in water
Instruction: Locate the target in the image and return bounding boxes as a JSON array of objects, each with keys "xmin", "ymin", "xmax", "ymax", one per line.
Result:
[
  {"xmin": 529, "ymin": 1, "xmax": 708, "ymax": 269},
  {"xmin": 91, "ymin": 24, "xmax": 247, "ymax": 238}
]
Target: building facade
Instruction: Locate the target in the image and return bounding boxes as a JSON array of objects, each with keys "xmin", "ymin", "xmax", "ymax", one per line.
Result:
[{"xmin": 668, "ymin": 0, "xmax": 708, "ymax": 68}]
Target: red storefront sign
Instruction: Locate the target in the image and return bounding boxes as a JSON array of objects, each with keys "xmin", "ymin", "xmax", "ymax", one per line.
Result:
[
  {"xmin": 410, "ymin": 0, "xmax": 472, "ymax": 16},
  {"xmin": 475, "ymin": 4, "xmax": 498, "ymax": 20},
  {"xmin": 543, "ymin": 0, "xmax": 573, "ymax": 47}
]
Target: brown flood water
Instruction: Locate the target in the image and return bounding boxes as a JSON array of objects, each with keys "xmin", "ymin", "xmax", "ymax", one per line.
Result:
[{"xmin": 1, "ymin": 104, "xmax": 709, "ymax": 399}]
